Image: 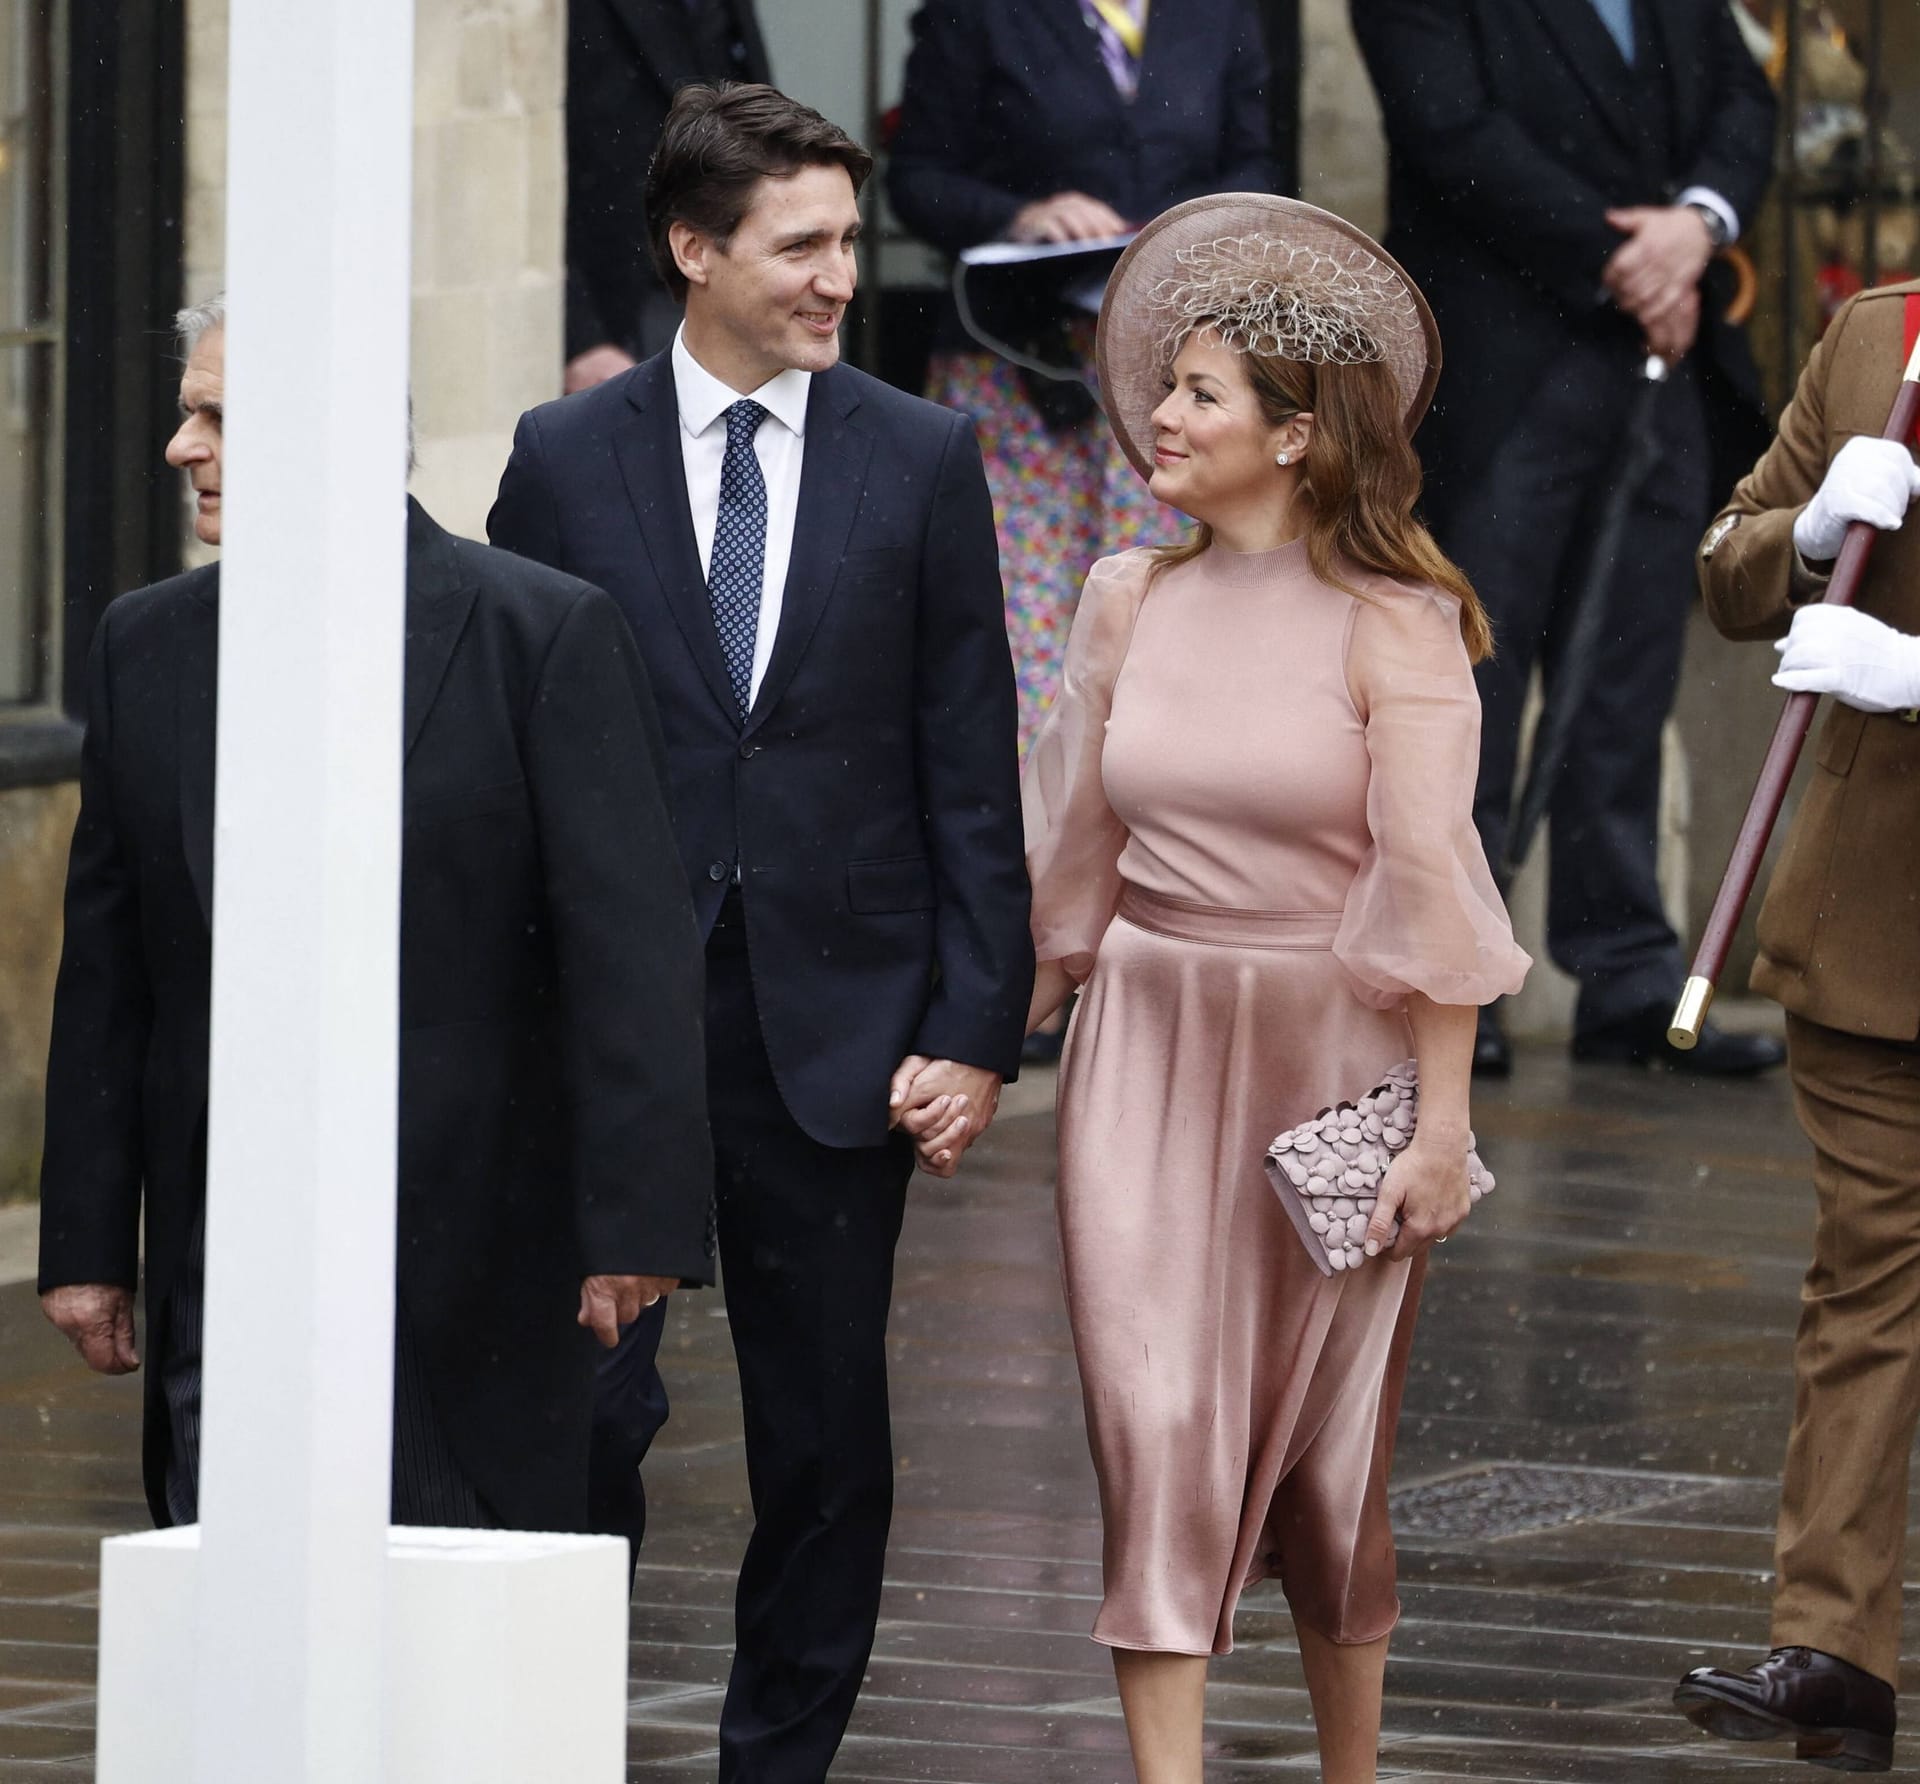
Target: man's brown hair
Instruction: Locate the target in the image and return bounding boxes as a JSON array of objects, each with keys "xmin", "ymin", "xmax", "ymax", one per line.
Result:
[{"xmin": 645, "ymin": 83, "xmax": 873, "ymax": 302}]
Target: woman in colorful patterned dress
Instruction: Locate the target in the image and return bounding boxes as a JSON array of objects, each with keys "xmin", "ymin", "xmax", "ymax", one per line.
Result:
[{"xmin": 886, "ymin": 0, "xmax": 1278, "ymax": 756}]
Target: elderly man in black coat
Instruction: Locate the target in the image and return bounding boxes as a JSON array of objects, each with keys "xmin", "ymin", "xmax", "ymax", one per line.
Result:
[
  {"xmin": 1352, "ymin": 0, "xmax": 1782, "ymax": 1077},
  {"xmin": 36, "ymin": 301, "xmax": 713, "ymax": 1537}
]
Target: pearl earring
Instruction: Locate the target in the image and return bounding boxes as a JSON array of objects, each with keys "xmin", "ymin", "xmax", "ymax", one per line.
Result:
[{"xmin": 1277, "ymin": 451, "xmax": 1292, "ymax": 466}]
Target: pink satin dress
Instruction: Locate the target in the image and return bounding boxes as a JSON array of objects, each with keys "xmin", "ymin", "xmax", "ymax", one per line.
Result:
[{"xmin": 1023, "ymin": 539, "xmax": 1530, "ymax": 1657}]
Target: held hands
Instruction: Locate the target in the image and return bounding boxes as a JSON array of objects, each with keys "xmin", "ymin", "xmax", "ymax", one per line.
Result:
[
  {"xmin": 1603, "ymin": 206, "xmax": 1713, "ymax": 359},
  {"xmin": 576, "ymin": 1273, "xmax": 677, "ymax": 1349},
  {"xmin": 1773, "ymin": 604, "xmax": 1920, "ymax": 714},
  {"xmin": 888, "ymin": 1055, "xmax": 1004, "ymax": 1178},
  {"xmin": 41, "ymin": 1284, "xmax": 139, "ymax": 1375},
  {"xmin": 1792, "ymin": 437, "xmax": 1920, "ymax": 563},
  {"xmin": 1361, "ymin": 1132, "xmax": 1472, "ymax": 1263},
  {"xmin": 1008, "ymin": 191, "xmax": 1129, "ymax": 245}
]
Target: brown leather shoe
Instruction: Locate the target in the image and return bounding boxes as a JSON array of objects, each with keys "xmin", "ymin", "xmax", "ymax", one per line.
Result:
[{"xmin": 1674, "ymin": 1647, "xmax": 1895, "ymax": 1772}]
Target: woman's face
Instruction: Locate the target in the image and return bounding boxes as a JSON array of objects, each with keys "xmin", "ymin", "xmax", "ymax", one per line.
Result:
[{"xmin": 1146, "ymin": 332, "xmax": 1300, "ymax": 523}]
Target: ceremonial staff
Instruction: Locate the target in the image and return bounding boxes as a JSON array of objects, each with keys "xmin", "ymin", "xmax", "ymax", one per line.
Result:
[{"xmin": 1670, "ymin": 327, "xmax": 1920, "ymax": 1047}]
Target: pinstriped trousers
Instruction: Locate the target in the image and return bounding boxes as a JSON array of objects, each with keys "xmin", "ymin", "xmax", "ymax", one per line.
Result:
[{"xmin": 161, "ymin": 1205, "xmax": 491, "ymax": 1527}]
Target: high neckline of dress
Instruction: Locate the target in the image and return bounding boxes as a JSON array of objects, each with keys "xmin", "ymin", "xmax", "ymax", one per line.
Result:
[{"xmin": 1192, "ymin": 535, "xmax": 1311, "ymax": 587}]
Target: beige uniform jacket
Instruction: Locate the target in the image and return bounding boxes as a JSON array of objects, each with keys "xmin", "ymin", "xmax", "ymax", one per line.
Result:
[{"xmin": 1699, "ymin": 282, "xmax": 1920, "ymax": 1039}]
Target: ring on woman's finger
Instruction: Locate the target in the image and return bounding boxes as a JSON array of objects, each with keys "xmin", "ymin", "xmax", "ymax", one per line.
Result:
[{"xmin": 1436, "ymin": 1236, "xmax": 1448, "ymax": 1245}]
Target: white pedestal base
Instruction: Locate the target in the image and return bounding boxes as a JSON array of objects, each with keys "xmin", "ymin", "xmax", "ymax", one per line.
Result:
[{"xmin": 97, "ymin": 1526, "xmax": 630, "ymax": 1783}]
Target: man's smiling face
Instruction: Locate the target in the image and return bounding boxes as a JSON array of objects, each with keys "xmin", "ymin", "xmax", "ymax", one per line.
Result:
[{"xmin": 679, "ymin": 163, "xmax": 861, "ymax": 387}]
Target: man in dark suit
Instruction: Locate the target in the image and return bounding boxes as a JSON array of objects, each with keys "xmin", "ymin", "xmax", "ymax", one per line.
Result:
[
  {"xmin": 37, "ymin": 301, "xmax": 713, "ymax": 1538},
  {"xmin": 1352, "ymin": 0, "xmax": 1784, "ymax": 1076},
  {"xmin": 490, "ymin": 83, "xmax": 1032, "ymax": 1783},
  {"xmin": 566, "ymin": 0, "xmax": 771, "ymax": 391}
]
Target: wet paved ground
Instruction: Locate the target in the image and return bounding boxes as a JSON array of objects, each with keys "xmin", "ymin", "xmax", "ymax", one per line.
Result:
[{"xmin": 1, "ymin": 1037, "xmax": 1911, "ymax": 1780}]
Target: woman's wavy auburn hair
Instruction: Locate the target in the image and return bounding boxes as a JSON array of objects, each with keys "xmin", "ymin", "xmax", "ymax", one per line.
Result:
[{"xmin": 1150, "ymin": 345, "xmax": 1494, "ymax": 664}]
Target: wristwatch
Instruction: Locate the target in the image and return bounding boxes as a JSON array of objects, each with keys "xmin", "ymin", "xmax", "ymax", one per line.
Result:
[{"xmin": 1685, "ymin": 201, "xmax": 1730, "ymax": 251}]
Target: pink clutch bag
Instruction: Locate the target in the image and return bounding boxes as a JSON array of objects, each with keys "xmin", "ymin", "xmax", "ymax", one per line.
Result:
[{"xmin": 1261, "ymin": 1060, "xmax": 1493, "ymax": 1275}]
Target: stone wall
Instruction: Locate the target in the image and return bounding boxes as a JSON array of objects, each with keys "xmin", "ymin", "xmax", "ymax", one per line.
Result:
[
  {"xmin": 184, "ymin": 0, "xmax": 568, "ymax": 544},
  {"xmin": 0, "ymin": 784, "xmax": 79, "ymax": 1203}
]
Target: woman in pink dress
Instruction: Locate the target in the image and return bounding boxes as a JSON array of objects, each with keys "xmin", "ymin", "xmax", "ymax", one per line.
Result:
[{"xmin": 1020, "ymin": 196, "xmax": 1532, "ymax": 1781}]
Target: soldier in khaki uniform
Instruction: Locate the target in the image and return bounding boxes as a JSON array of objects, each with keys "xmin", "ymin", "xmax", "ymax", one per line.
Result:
[{"xmin": 1674, "ymin": 282, "xmax": 1920, "ymax": 1773}]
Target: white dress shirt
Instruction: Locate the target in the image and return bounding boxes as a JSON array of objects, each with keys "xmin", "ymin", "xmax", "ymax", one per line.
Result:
[{"xmin": 671, "ymin": 327, "xmax": 811, "ymax": 707}]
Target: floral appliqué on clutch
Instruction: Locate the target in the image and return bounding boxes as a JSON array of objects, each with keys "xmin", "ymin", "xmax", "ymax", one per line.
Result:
[{"xmin": 1262, "ymin": 1060, "xmax": 1494, "ymax": 1275}]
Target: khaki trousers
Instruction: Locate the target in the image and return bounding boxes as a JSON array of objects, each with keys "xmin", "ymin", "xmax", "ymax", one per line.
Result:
[{"xmin": 1772, "ymin": 1013, "xmax": 1920, "ymax": 1685}]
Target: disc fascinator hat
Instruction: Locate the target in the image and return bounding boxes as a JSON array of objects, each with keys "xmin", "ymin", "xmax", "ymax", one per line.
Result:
[{"xmin": 1095, "ymin": 192, "xmax": 1442, "ymax": 481}]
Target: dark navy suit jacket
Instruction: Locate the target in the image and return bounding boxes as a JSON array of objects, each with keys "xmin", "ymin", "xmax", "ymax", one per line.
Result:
[
  {"xmin": 887, "ymin": 0, "xmax": 1276, "ymax": 258},
  {"xmin": 1351, "ymin": 0, "xmax": 1777, "ymax": 514},
  {"xmin": 488, "ymin": 356, "xmax": 1033, "ymax": 1150}
]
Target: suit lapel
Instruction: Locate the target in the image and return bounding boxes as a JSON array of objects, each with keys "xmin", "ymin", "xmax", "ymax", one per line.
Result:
[
  {"xmin": 1528, "ymin": 0, "xmax": 1648, "ymax": 160},
  {"xmin": 745, "ymin": 369, "xmax": 871, "ymax": 736},
  {"xmin": 178, "ymin": 576, "xmax": 219, "ymax": 928},
  {"xmin": 1031, "ymin": 0, "xmax": 1119, "ymax": 108},
  {"xmin": 617, "ymin": 356, "xmax": 743, "ymax": 726},
  {"xmin": 403, "ymin": 498, "xmax": 478, "ymax": 761}
]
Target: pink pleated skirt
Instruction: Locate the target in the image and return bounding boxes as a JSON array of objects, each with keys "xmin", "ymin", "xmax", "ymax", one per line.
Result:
[{"xmin": 1055, "ymin": 885, "xmax": 1427, "ymax": 1656}]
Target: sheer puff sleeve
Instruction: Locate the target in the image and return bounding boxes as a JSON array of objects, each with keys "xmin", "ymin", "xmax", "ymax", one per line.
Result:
[
  {"xmin": 1334, "ymin": 580, "xmax": 1532, "ymax": 1010},
  {"xmin": 1021, "ymin": 550, "xmax": 1153, "ymax": 982}
]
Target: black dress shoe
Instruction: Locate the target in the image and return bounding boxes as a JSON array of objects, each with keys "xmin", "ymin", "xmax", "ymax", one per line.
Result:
[
  {"xmin": 1472, "ymin": 1007, "xmax": 1511, "ymax": 1078},
  {"xmin": 1674, "ymin": 1647, "xmax": 1895, "ymax": 1772},
  {"xmin": 1573, "ymin": 1001, "xmax": 1785, "ymax": 1075}
]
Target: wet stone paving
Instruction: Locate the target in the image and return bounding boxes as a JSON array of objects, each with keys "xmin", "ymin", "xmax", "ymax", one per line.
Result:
[{"xmin": 1, "ymin": 1034, "xmax": 1913, "ymax": 1780}]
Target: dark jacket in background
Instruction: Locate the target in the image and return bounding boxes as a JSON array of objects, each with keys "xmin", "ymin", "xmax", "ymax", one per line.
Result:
[
  {"xmin": 38, "ymin": 499, "xmax": 713, "ymax": 1532},
  {"xmin": 887, "ymin": 0, "xmax": 1275, "ymax": 349},
  {"xmin": 566, "ymin": 0, "xmax": 771, "ymax": 360},
  {"xmin": 1352, "ymin": 0, "xmax": 1776, "ymax": 516}
]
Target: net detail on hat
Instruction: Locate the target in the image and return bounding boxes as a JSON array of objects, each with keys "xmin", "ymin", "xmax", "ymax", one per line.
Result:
[
  {"xmin": 1152, "ymin": 235, "xmax": 1424, "ymax": 375},
  {"xmin": 1095, "ymin": 193, "xmax": 1441, "ymax": 482}
]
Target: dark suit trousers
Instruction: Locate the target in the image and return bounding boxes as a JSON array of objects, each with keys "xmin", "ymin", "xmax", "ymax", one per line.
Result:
[
  {"xmin": 706, "ymin": 889, "xmax": 911, "ymax": 1781},
  {"xmin": 1771, "ymin": 1015, "xmax": 1920, "ymax": 1686},
  {"xmin": 1438, "ymin": 339, "xmax": 1708, "ymax": 1035},
  {"xmin": 162, "ymin": 1205, "xmax": 490, "ymax": 1527}
]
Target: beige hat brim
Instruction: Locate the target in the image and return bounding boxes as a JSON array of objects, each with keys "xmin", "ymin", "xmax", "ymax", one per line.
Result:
[{"xmin": 1094, "ymin": 193, "xmax": 1442, "ymax": 484}]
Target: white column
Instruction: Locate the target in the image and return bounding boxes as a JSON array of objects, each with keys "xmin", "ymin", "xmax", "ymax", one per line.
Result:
[{"xmin": 191, "ymin": 1, "xmax": 415, "ymax": 1775}]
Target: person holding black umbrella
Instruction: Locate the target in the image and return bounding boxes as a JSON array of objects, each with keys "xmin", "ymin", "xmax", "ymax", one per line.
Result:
[{"xmin": 1351, "ymin": 0, "xmax": 1782, "ymax": 1077}]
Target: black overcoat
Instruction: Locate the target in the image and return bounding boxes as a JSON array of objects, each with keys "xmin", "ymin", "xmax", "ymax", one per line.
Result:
[
  {"xmin": 1351, "ymin": 0, "xmax": 1778, "ymax": 517},
  {"xmin": 488, "ymin": 356, "xmax": 1034, "ymax": 1150},
  {"xmin": 38, "ymin": 499, "xmax": 713, "ymax": 1531}
]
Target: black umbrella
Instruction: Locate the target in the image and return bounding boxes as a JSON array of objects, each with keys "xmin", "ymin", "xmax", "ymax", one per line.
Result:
[{"xmin": 1502, "ymin": 354, "xmax": 1672, "ymax": 879}]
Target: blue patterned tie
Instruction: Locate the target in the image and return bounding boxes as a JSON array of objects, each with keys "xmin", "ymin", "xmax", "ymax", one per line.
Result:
[
  {"xmin": 708, "ymin": 399, "xmax": 767, "ymax": 718},
  {"xmin": 1586, "ymin": 0, "xmax": 1635, "ymax": 62}
]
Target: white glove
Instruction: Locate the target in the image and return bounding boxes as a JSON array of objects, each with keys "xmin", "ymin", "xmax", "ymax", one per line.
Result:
[
  {"xmin": 1792, "ymin": 436, "xmax": 1920, "ymax": 562},
  {"xmin": 1773, "ymin": 604, "xmax": 1920, "ymax": 713}
]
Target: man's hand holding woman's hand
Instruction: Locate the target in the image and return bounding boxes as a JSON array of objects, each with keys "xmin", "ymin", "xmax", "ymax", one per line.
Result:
[{"xmin": 888, "ymin": 1056, "xmax": 1004, "ymax": 1178}]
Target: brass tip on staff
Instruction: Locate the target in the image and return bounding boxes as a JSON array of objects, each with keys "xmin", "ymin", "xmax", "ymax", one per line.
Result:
[{"xmin": 1668, "ymin": 976, "xmax": 1715, "ymax": 1050}]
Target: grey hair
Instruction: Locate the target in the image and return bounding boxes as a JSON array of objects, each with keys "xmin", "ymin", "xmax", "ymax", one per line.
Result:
[
  {"xmin": 170, "ymin": 292, "xmax": 418, "ymax": 474},
  {"xmin": 175, "ymin": 294, "xmax": 226, "ymax": 354}
]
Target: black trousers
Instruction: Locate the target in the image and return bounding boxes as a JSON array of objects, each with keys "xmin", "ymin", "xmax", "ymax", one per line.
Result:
[
  {"xmin": 596, "ymin": 890, "xmax": 912, "ymax": 1783},
  {"xmin": 1437, "ymin": 340, "xmax": 1709, "ymax": 1036},
  {"xmin": 162, "ymin": 1205, "xmax": 490, "ymax": 1528}
]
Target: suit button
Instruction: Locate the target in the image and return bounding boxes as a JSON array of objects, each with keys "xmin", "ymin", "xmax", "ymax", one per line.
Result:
[
  {"xmin": 708, "ymin": 861, "xmax": 730, "ymax": 882},
  {"xmin": 739, "ymin": 741, "xmax": 758, "ymax": 760}
]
